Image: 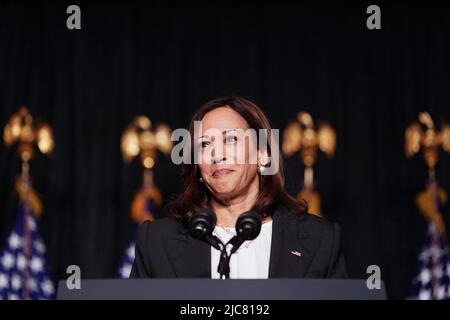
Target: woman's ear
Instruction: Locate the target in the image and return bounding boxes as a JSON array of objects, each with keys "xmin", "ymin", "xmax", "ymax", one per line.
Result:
[{"xmin": 257, "ymin": 149, "xmax": 270, "ymax": 167}]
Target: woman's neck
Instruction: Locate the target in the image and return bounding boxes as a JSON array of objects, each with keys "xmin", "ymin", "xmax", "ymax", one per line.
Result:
[
  {"xmin": 210, "ymin": 178, "xmax": 259, "ymax": 227},
  {"xmin": 211, "ymin": 201, "xmax": 254, "ymax": 228}
]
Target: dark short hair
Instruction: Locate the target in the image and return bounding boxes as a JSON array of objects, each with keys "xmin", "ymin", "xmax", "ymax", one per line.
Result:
[{"xmin": 167, "ymin": 96, "xmax": 307, "ymax": 222}]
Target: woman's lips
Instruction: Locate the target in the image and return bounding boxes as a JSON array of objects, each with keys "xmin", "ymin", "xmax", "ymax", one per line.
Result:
[{"xmin": 212, "ymin": 169, "xmax": 234, "ymax": 177}]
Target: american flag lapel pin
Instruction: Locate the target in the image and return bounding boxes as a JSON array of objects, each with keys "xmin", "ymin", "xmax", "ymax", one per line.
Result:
[{"xmin": 291, "ymin": 250, "xmax": 302, "ymax": 257}]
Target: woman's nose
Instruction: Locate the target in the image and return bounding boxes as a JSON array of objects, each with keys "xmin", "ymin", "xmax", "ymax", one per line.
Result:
[
  {"xmin": 211, "ymin": 144, "xmax": 227, "ymax": 164},
  {"xmin": 212, "ymin": 155, "xmax": 226, "ymax": 164}
]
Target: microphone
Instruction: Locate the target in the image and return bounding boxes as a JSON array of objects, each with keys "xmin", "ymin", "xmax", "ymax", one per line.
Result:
[
  {"xmin": 189, "ymin": 208, "xmax": 262, "ymax": 279},
  {"xmin": 188, "ymin": 207, "xmax": 222, "ymax": 250},
  {"xmin": 229, "ymin": 211, "xmax": 262, "ymax": 255}
]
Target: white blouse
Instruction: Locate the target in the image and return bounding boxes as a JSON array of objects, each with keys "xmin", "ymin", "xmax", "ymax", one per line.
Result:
[{"xmin": 211, "ymin": 220, "xmax": 273, "ymax": 279}]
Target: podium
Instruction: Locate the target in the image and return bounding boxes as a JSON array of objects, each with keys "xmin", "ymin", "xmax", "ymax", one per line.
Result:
[{"xmin": 57, "ymin": 279, "xmax": 387, "ymax": 300}]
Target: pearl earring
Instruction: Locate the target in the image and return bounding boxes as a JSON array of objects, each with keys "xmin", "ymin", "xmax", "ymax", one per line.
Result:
[
  {"xmin": 199, "ymin": 177, "xmax": 203, "ymax": 182},
  {"xmin": 258, "ymin": 165, "xmax": 265, "ymax": 174}
]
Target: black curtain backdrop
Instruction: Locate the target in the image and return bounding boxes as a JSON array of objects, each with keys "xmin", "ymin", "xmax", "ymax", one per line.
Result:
[{"xmin": 0, "ymin": 0, "xmax": 449, "ymax": 299}]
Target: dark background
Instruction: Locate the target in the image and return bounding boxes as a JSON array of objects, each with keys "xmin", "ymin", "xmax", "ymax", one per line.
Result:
[{"xmin": 1, "ymin": 0, "xmax": 449, "ymax": 299}]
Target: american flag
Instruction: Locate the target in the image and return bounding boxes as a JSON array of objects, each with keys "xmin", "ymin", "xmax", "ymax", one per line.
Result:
[
  {"xmin": 0, "ymin": 204, "xmax": 55, "ymax": 300},
  {"xmin": 116, "ymin": 237, "xmax": 136, "ymax": 279},
  {"xmin": 409, "ymin": 222, "xmax": 450, "ymax": 299},
  {"xmin": 116, "ymin": 197, "xmax": 159, "ymax": 279}
]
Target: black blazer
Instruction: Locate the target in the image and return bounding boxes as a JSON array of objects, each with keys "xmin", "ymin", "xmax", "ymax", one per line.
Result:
[{"xmin": 130, "ymin": 204, "xmax": 347, "ymax": 278}]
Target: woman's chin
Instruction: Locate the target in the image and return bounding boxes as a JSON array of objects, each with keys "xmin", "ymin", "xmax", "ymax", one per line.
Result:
[{"xmin": 210, "ymin": 187, "xmax": 238, "ymax": 200}]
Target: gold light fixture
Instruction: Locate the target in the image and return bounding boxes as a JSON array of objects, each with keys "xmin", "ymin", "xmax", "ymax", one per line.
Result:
[
  {"xmin": 121, "ymin": 116, "xmax": 172, "ymax": 169},
  {"xmin": 282, "ymin": 112, "xmax": 336, "ymax": 216},
  {"xmin": 3, "ymin": 106, "xmax": 54, "ymax": 165},
  {"xmin": 121, "ymin": 115, "xmax": 173, "ymax": 223},
  {"xmin": 283, "ymin": 112, "xmax": 336, "ymax": 186},
  {"xmin": 405, "ymin": 112, "xmax": 450, "ymax": 178},
  {"xmin": 2, "ymin": 106, "xmax": 54, "ymax": 217},
  {"xmin": 405, "ymin": 112, "xmax": 450, "ymax": 237}
]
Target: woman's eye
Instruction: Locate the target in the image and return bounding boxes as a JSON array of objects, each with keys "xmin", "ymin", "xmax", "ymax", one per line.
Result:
[
  {"xmin": 225, "ymin": 135, "xmax": 238, "ymax": 144},
  {"xmin": 200, "ymin": 141, "xmax": 210, "ymax": 148}
]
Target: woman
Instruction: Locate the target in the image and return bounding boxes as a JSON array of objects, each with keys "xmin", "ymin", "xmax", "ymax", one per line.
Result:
[{"xmin": 130, "ymin": 96, "xmax": 347, "ymax": 279}]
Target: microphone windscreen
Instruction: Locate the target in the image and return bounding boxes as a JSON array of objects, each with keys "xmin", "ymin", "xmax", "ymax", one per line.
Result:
[
  {"xmin": 188, "ymin": 207, "xmax": 217, "ymax": 239},
  {"xmin": 235, "ymin": 211, "xmax": 262, "ymax": 241}
]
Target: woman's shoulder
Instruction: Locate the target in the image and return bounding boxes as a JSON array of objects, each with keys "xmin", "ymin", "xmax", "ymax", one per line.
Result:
[
  {"xmin": 275, "ymin": 204, "xmax": 342, "ymax": 239},
  {"xmin": 137, "ymin": 216, "xmax": 184, "ymax": 238}
]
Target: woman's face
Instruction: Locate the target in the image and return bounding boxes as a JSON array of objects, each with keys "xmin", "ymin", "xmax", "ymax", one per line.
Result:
[{"xmin": 196, "ymin": 106, "xmax": 260, "ymax": 201}]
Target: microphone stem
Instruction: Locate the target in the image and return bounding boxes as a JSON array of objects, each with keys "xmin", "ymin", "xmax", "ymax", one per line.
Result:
[{"xmin": 218, "ymin": 247, "xmax": 230, "ymax": 279}]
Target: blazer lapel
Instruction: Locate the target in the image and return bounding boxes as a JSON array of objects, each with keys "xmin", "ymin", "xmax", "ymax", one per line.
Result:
[
  {"xmin": 269, "ymin": 206, "xmax": 318, "ymax": 278},
  {"xmin": 162, "ymin": 226, "xmax": 211, "ymax": 278}
]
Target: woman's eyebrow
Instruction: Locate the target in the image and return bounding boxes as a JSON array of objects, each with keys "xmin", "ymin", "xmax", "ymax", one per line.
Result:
[{"xmin": 197, "ymin": 129, "xmax": 237, "ymax": 139}]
